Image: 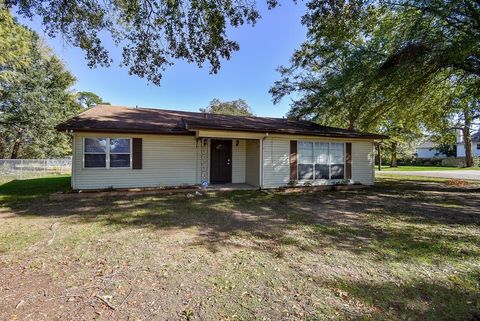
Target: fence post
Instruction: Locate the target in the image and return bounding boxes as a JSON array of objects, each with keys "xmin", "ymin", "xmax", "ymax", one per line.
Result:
[
  {"xmin": 20, "ymin": 159, "xmax": 23, "ymax": 179},
  {"xmin": 44, "ymin": 159, "xmax": 47, "ymax": 175}
]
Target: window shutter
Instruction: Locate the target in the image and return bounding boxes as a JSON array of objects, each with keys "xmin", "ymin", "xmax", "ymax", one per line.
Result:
[
  {"xmin": 345, "ymin": 142, "xmax": 352, "ymax": 179},
  {"xmin": 132, "ymin": 138, "xmax": 143, "ymax": 169},
  {"xmin": 290, "ymin": 140, "xmax": 297, "ymax": 180}
]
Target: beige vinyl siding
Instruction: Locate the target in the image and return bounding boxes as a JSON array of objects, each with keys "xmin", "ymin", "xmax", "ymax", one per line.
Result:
[
  {"xmin": 231, "ymin": 139, "xmax": 246, "ymax": 183},
  {"xmin": 73, "ymin": 132, "xmax": 374, "ymax": 190},
  {"xmin": 73, "ymin": 132, "xmax": 199, "ymax": 189},
  {"xmin": 245, "ymin": 140, "xmax": 260, "ymax": 186},
  {"xmin": 261, "ymin": 136, "xmax": 375, "ymax": 188},
  {"xmin": 352, "ymin": 141, "xmax": 374, "ymax": 185},
  {"xmin": 262, "ymin": 137, "xmax": 291, "ymax": 188}
]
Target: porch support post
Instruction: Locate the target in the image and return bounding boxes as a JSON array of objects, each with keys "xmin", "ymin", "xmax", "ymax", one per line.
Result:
[{"xmin": 259, "ymin": 138, "xmax": 263, "ymax": 188}]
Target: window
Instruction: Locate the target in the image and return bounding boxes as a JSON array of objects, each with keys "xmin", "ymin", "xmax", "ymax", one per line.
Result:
[
  {"xmin": 477, "ymin": 143, "xmax": 480, "ymax": 150},
  {"xmin": 84, "ymin": 138, "xmax": 107, "ymax": 168},
  {"xmin": 110, "ymin": 138, "xmax": 131, "ymax": 167},
  {"xmin": 297, "ymin": 141, "xmax": 345, "ymax": 180},
  {"xmin": 84, "ymin": 138, "xmax": 131, "ymax": 168},
  {"xmin": 330, "ymin": 143, "xmax": 345, "ymax": 179},
  {"xmin": 298, "ymin": 141, "xmax": 314, "ymax": 179}
]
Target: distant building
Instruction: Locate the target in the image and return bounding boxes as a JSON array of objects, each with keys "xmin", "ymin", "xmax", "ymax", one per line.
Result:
[
  {"xmin": 415, "ymin": 141, "xmax": 446, "ymax": 159},
  {"xmin": 456, "ymin": 130, "xmax": 480, "ymax": 157}
]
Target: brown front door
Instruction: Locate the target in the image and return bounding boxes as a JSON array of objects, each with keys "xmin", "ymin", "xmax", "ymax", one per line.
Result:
[{"xmin": 210, "ymin": 140, "xmax": 232, "ymax": 184}]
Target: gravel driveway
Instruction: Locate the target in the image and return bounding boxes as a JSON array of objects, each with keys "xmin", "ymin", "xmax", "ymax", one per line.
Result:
[{"xmin": 379, "ymin": 170, "xmax": 480, "ymax": 180}]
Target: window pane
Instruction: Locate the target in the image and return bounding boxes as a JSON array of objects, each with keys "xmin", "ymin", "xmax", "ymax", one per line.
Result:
[
  {"xmin": 315, "ymin": 164, "xmax": 329, "ymax": 179},
  {"xmin": 314, "ymin": 142, "xmax": 329, "ymax": 164},
  {"xmin": 298, "ymin": 141, "xmax": 313, "ymax": 164},
  {"xmin": 110, "ymin": 154, "xmax": 130, "ymax": 167},
  {"xmin": 85, "ymin": 154, "xmax": 106, "ymax": 167},
  {"xmin": 331, "ymin": 164, "xmax": 344, "ymax": 179},
  {"xmin": 110, "ymin": 139, "xmax": 130, "ymax": 153},
  {"xmin": 85, "ymin": 138, "xmax": 107, "ymax": 153},
  {"xmin": 298, "ymin": 164, "xmax": 314, "ymax": 180},
  {"xmin": 330, "ymin": 143, "xmax": 344, "ymax": 164}
]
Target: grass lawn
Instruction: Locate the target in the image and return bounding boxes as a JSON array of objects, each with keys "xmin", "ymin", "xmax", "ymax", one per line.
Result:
[
  {"xmin": 377, "ymin": 165, "xmax": 480, "ymax": 171},
  {"xmin": 1, "ymin": 176, "xmax": 479, "ymax": 320}
]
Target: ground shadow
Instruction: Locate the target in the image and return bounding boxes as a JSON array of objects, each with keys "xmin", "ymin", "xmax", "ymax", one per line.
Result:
[{"xmin": 1, "ymin": 176, "xmax": 479, "ymax": 261}]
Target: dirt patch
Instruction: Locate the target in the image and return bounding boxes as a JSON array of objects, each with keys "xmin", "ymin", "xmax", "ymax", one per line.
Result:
[{"xmin": 1, "ymin": 177, "xmax": 479, "ymax": 320}]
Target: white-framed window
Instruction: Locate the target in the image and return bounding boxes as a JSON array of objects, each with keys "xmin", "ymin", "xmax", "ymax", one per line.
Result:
[
  {"xmin": 83, "ymin": 137, "xmax": 131, "ymax": 168},
  {"xmin": 298, "ymin": 141, "xmax": 345, "ymax": 180}
]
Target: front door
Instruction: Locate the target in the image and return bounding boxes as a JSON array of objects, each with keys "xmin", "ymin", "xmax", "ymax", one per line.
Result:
[{"xmin": 210, "ymin": 140, "xmax": 232, "ymax": 184}]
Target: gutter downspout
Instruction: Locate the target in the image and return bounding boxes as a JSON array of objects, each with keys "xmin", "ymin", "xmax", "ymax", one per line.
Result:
[{"xmin": 259, "ymin": 132, "xmax": 269, "ymax": 189}]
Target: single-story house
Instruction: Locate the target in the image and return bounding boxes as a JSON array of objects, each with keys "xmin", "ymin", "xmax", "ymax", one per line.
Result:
[
  {"xmin": 56, "ymin": 105, "xmax": 387, "ymax": 190},
  {"xmin": 415, "ymin": 141, "xmax": 446, "ymax": 159},
  {"xmin": 457, "ymin": 131, "xmax": 480, "ymax": 158}
]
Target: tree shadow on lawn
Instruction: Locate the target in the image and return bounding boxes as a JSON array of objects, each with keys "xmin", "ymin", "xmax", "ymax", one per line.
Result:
[
  {"xmin": 2, "ymin": 176, "xmax": 479, "ymax": 261},
  {"xmin": 315, "ymin": 272, "xmax": 480, "ymax": 321},
  {"xmin": 2, "ymin": 177, "xmax": 480, "ymax": 320}
]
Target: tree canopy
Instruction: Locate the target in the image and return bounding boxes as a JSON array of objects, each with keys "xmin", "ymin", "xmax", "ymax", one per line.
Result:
[
  {"xmin": 5, "ymin": 0, "xmax": 282, "ymax": 85},
  {"xmin": 0, "ymin": 10, "xmax": 106, "ymax": 159},
  {"xmin": 76, "ymin": 91, "xmax": 110, "ymax": 109},
  {"xmin": 200, "ymin": 98, "xmax": 254, "ymax": 116},
  {"xmin": 271, "ymin": 0, "xmax": 479, "ymax": 165}
]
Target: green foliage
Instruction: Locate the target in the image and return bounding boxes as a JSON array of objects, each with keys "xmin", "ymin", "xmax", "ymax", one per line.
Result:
[
  {"xmin": 76, "ymin": 91, "xmax": 109, "ymax": 109},
  {"xmin": 5, "ymin": 0, "xmax": 280, "ymax": 85},
  {"xmin": 0, "ymin": 8, "xmax": 32, "ymax": 72},
  {"xmin": 271, "ymin": 0, "xmax": 479, "ymax": 164},
  {"xmin": 200, "ymin": 98, "xmax": 254, "ymax": 116},
  {"xmin": 0, "ymin": 10, "xmax": 105, "ymax": 159}
]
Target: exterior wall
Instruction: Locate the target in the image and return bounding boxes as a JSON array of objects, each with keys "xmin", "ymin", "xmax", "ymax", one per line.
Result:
[
  {"xmin": 232, "ymin": 139, "xmax": 246, "ymax": 183},
  {"xmin": 262, "ymin": 137, "xmax": 291, "ymax": 188},
  {"xmin": 245, "ymin": 140, "xmax": 260, "ymax": 186},
  {"xmin": 73, "ymin": 132, "xmax": 199, "ymax": 189},
  {"xmin": 457, "ymin": 143, "xmax": 480, "ymax": 157},
  {"xmin": 73, "ymin": 132, "xmax": 374, "ymax": 190},
  {"xmin": 351, "ymin": 141, "xmax": 374, "ymax": 185},
  {"xmin": 416, "ymin": 147, "xmax": 446, "ymax": 158},
  {"xmin": 261, "ymin": 136, "xmax": 375, "ymax": 188},
  {"xmin": 73, "ymin": 133, "xmax": 255, "ymax": 189}
]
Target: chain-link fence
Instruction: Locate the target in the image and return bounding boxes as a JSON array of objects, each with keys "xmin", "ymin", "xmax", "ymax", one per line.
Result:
[{"xmin": 0, "ymin": 158, "xmax": 72, "ymax": 180}]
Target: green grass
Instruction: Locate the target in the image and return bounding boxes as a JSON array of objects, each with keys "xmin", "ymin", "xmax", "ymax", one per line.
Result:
[
  {"xmin": 377, "ymin": 165, "xmax": 480, "ymax": 171},
  {"xmin": 0, "ymin": 175, "xmax": 70, "ymax": 205},
  {"xmin": 0, "ymin": 176, "xmax": 479, "ymax": 320}
]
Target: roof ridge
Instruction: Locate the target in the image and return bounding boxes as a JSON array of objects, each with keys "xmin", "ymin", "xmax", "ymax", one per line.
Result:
[{"xmin": 94, "ymin": 104, "xmax": 295, "ymax": 122}]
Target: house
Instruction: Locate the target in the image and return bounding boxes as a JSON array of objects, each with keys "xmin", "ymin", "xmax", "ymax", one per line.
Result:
[
  {"xmin": 456, "ymin": 130, "xmax": 480, "ymax": 157},
  {"xmin": 415, "ymin": 141, "xmax": 446, "ymax": 159},
  {"xmin": 56, "ymin": 105, "xmax": 387, "ymax": 190}
]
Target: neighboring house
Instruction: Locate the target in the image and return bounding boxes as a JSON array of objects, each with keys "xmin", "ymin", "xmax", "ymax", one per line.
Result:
[
  {"xmin": 56, "ymin": 105, "xmax": 387, "ymax": 190},
  {"xmin": 415, "ymin": 141, "xmax": 446, "ymax": 158},
  {"xmin": 456, "ymin": 130, "xmax": 480, "ymax": 157}
]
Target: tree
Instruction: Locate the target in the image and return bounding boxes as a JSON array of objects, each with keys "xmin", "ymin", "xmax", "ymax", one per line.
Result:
[
  {"xmin": 0, "ymin": 13, "xmax": 83, "ymax": 159},
  {"xmin": 76, "ymin": 91, "xmax": 109, "ymax": 109},
  {"xmin": 5, "ymin": 0, "xmax": 281, "ymax": 85},
  {"xmin": 271, "ymin": 0, "xmax": 479, "ymax": 166},
  {"xmin": 200, "ymin": 98, "xmax": 254, "ymax": 116}
]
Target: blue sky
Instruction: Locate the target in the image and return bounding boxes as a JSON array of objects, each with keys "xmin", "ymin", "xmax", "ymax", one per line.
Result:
[{"xmin": 18, "ymin": 2, "xmax": 307, "ymax": 118}]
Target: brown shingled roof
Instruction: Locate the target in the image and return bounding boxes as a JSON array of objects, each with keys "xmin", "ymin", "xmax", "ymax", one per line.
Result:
[{"xmin": 56, "ymin": 105, "xmax": 387, "ymax": 139}]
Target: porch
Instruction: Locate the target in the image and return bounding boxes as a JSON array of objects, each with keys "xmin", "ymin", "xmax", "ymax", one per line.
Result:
[{"xmin": 195, "ymin": 131, "xmax": 264, "ymax": 188}]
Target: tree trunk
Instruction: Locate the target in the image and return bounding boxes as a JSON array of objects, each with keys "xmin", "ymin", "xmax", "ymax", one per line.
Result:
[
  {"xmin": 10, "ymin": 132, "xmax": 23, "ymax": 159},
  {"xmin": 390, "ymin": 143, "xmax": 398, "ymax": 167},
  {"xmin": 463, "ymin": 106, "xmax": 473, "ymax": 167}
]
